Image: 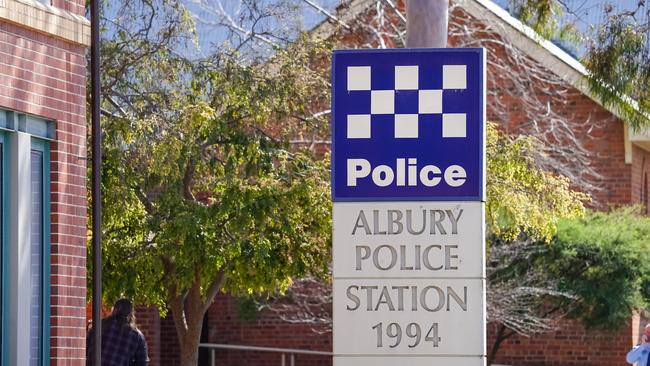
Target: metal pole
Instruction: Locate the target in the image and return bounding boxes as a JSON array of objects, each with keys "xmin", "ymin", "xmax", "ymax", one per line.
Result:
[
  {"xmin": 90, "ymin": 0, "xmax": 102, "ymax": 363},
  {"xmin": 281, "ymin": 353, "xmax": 286, "ymax": 366},
  {"xmin": 406, "ymin": 0, "xmax": 449, "ymax": 48},
  {"xmin": 290, "ymin": 354, "xmax": 295, "ymax": 366},
  {"xmin": 211, "ymin": 349, "xmax": 215, "ymax": 366}
]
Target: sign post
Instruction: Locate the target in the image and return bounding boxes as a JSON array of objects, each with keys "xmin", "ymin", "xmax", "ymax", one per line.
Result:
[{"xmin": 331, "ymin": 48, "xmax": 486, "ymax": 366}]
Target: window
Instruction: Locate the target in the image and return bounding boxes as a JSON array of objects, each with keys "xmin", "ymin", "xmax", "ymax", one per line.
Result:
[
  {"xmin": 641, "ymin": 173, "xmax": 650, "ymax": 215},
  {"xmin": 0, "ymin": 109, "xmax": 52, "ymax": 366},
  {"xmin": 0, "ymin": 132, "xmax": 5, "ymax": 366},
  {"xmin": 29, "ymin": 140, "xmax": 50, "ymax": 366},
  {"xmin": 30, "ymin": 149, "xmax": 43, "ymax": 365}
]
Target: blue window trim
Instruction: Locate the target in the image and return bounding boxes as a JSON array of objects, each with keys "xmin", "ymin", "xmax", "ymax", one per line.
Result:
[
  {"xmin": 31, "ymin": 138, "xmax": 50, "ymax": 366},
  {"xmin": 0, "ymin": 132, "xmax": 8, "ymax": 366},
  {"xmin": 0, "ymin": 108, "xmax": 53, "ymax": 366}
]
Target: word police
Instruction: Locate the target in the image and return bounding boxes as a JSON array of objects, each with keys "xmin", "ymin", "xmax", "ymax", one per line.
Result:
[{"xmin": 347, "ymin": 158, "xmax": 467, "ymax": 188}]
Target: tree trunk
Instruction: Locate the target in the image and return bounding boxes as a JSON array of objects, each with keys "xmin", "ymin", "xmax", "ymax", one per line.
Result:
[
  {"xmin": 406, "ymin": 0, "xmax": 449, "ymax": 48},
  {"xmin": 488, "ymin": 324, "xmax": 513, "ymax": 366},
  {"xmin": 164, "ymin": 264, "xmax": 226, "ymax": 366},
  {"xmin": 171, "ymin": 291, "xmax": 207, "ymax": 366},
  {"xmin": 179, "ymin": 322, "xmax": 203, "ymax": 366},
  {"xmin": 164, "ymin": 269, "xmax": 206, "ymax": 366}
]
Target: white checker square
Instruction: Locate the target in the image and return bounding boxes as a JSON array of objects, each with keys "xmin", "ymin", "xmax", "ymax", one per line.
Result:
[
  {"xmin": 395, "ymin": 66, "xmax": 419, "ymax": 90},
  {"xmin": 443, "ymin": 65, "xmax": 467, "ymax": 90},
  {"xmin": 347, "ymin": 114, "xmax": 371, "ymax": 139},
  {"xmin": 443, "ymin": 113, "xmax": 467, "ymax": 138},
  {"xmin": 371, "ymin": 90, "xmax": 395, "ymax": 114},
  {"xmin": 395, "ymin": 114, "xmax": 419, "ymax": 138},
  {"xmin": 419, "ymin": 89, "xmax": 443, "ymax": 114},
  {"xmin": 347, "ymin": 66, "xmax": 371, "ymax": 91}
]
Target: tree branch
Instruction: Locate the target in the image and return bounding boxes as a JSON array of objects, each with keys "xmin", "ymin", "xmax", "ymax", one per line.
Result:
[
  {"xmin": 202, "ymin": 267, "xmax": 228, "ymax": 313},
  {"xmin": 182, "ymin": 158, "xmax": 197, "ymax": 201},
  {"xmin": 161, "ymin": 255, "xmax": 188, "ymax": 342}
]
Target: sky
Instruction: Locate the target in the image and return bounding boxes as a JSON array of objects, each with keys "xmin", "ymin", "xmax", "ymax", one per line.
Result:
[
  {"xmin": 106, "ymin": 0, "xmax": 646, "ymax": 59},
  {"xmin": 296, "ymin": 0, "xmax": 649, "ymax": 35},
  {"xmin": 298, "ymin": 0, "xmax": 649, "ymax": 58},
  {"xmin": 492, "ymin": 0, "xmax": 648, "ymax": 32}
]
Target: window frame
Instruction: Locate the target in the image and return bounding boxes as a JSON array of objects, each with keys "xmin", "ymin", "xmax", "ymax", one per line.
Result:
[
  {"xmin": 0, "ymin": 132, "xmax": 7, "ymax": 366},
  {"xmin": 0, "ymin": 108, "xmax": 53, "ymax": 366},
  {"xmin": 30, "ymin": 138, "xmax": 50, "ymax": 366}
]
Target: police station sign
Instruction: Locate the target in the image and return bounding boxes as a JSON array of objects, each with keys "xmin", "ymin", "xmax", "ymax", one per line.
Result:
[
  {"xmin": 331, "ymin": 48, "xmax": 486, "ymax": 366},
  {"xmin": 332, "ymin": 48, "xmax": 485, "ymax": 201}
]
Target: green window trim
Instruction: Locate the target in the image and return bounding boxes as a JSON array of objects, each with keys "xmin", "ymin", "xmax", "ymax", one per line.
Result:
[
  {"xmin": 0, "ymin": 132, "xmax": 8, "ymax": 366},
  {"xmin": 0, "ymin": 110, "xmax": 55, "ymax": 140},
  {"xmin": 31, "ymin": 138, "xmax": 50, "ymax": 366},
  {"xmin": 0, "ymin": 108, "xmax": 52, "ymax": 366}
]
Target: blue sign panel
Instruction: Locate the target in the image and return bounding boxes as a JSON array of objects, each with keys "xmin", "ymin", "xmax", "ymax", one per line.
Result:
[{"xmin": 332, "ymin": 48, "xmax": 485, "ymax": 202}]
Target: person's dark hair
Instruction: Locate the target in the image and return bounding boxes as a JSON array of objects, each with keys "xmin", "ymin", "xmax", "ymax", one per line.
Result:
[{"xmin": 108, "ymin": 298, "xmax": 137, "ymax": 330}]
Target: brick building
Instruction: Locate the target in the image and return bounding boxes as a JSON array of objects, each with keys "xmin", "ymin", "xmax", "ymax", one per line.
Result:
[
  {"xmin": 0, "ymin": 0, "xmax": 89, "ymax": 365},
  {"xmin": 140, "ymin": 0, "xmax": 650, "ymax": 365}
]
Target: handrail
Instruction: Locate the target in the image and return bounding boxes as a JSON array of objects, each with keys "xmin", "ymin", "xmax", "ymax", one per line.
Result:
[
  {"xmin": 199, "ymin": 343, "xmax": 333, "ymax": 366},
  {"xmin": 199, "ymin": 343, "xmax": 333, "ymax": 356}
]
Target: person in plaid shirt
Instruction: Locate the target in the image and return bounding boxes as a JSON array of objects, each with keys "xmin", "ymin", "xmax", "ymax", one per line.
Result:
[{"xmin": 86, "ymin": 299, "xmax": 149, "ymax": 366}]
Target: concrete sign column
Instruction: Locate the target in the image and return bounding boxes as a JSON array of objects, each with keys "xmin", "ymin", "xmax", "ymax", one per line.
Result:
[{"xmin": 331, "ymin": 48, "xmax": 486, "ymax": 366}]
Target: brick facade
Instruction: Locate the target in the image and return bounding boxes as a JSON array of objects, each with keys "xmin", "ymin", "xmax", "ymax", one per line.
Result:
[
  {"xmin": 489, "ymin": 319, "xmax": 639, "ymax": 366},
  {"xmin": 632, "ymin": 144, "xmax": 650, "ymax": 213},
  {"xmin": 51, "ymin": 0, "xmax": 85, "ymax": 15},
  {"xmin": 137, "ymin": 306, "xmax": 161, "ymax": 366},
  {"xmin": 0, "ymin": 0, "xmax": 88, "ymax": 364},
  {"xmin": 150, "ymin": 295, "xmax": 332, "ymax": 366}
]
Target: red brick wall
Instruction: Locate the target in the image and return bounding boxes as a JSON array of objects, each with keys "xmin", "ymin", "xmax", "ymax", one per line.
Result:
[
  {"xmin": 631, "ymin": 145, "xmax": 650, "ymax": 212},
  {"xmin": 153, "ymin": 299, "xmax": 639, "ymax": 366},
  {"xmin": 157, "ymin": 294, "xmax": 332, "ymax": 366},
  {"xmin": 137, "ymin": 306, "xmax": 161, "ymax": 366},
  {"xmin": 0, "ymin": 16, "xmax": 87, "ymax": 366},
  {"xmin": 160, "ymin": 315, "xmax": 181, "ymax": 366},
  {"xmin": 489, "ymin": 317, "xmax": 638, "ymax": 366}
]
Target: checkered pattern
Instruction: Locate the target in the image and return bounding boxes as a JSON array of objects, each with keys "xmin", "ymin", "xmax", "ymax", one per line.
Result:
[{"xmin": 345, "ymin": 64, "xmax": 467, "ymax": 139}]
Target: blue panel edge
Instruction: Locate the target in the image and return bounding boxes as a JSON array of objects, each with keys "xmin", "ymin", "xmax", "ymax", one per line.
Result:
[{"xmin": 330, "ymin": 47, "xmax": 487, "ymax": 202}]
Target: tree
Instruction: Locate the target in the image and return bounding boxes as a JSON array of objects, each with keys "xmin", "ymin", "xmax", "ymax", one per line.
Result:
[
  {"xmin": 510, "ymin": 0, "xmax": 650, "ymax": 127},
  {"xmin": 92, "ymin": 1, "xmax": 335, "ymax": 363},
  {"xmin": 485, "ymin": 123, "xmax": 588, "ymax": 242},
  {"xmin": 98, "ymin": 40, "xmax": 332, "ymax": 364},
  {"xmin": 260, "ymin": 122, "xmax": 589, "ymax": 330},
  {"xmin": 550, "ymin": 207, "xmax": 650, "ymax": 328},
  {"xmin": 487, "ymin": 207, "xmax": 650, "ymax": 365}
]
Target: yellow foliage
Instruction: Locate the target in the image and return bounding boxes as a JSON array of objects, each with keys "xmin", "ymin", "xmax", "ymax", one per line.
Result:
[{"xmin": 486, "ymin": 123, "xmax": 590, "ymax": 242}]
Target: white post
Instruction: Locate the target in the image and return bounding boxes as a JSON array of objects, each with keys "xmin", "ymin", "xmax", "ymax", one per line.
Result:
[
  {"xmin": 8, "ymin": 132, "xmax": 32, "ymax": 366},
  {"xmin": 406, "ymin": 0, "xmax": 449, "ymax": 48}
]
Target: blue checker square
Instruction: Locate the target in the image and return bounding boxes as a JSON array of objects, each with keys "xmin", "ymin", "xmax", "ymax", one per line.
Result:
[{"xmin": 331, "ymin": 48, "xmax": 486, "ymax": 202}]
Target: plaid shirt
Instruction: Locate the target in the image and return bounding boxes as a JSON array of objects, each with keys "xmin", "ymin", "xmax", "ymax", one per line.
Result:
[{"xmin": 87, "ymin": 319, "xmax": 149, "ymax": 366}]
